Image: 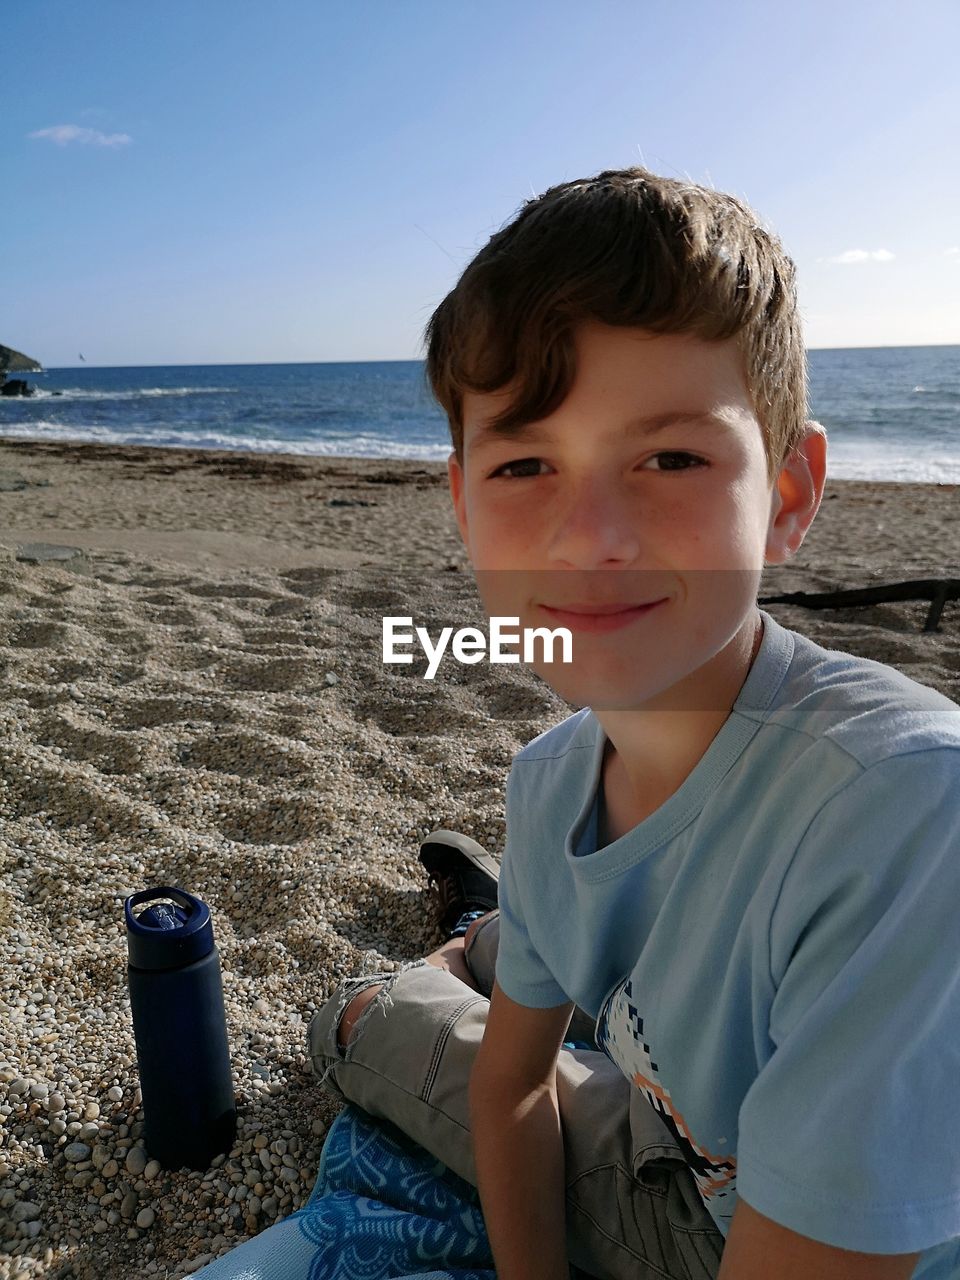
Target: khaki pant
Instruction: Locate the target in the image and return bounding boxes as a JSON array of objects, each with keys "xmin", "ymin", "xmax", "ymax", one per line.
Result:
[{"xmin": 307, "ymin": 911, "xmax": 724, "ymax": 1280}]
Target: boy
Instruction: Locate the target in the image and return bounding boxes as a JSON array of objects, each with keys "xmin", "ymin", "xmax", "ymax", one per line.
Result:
[{"xmin": 309, "ymin": 167, "xmax": 960, "ymax": 1279}]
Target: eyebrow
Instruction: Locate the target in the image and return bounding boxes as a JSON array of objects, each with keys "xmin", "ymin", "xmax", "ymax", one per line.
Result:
[{"xmin": 467, "ymin": 409, "xmax": 734, "ymax": 451}]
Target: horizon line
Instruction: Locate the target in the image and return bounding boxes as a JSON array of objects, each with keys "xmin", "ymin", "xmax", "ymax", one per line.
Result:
[{"xmin": 30, "ymin": 340, "xmax": 960, "ymax": 371}]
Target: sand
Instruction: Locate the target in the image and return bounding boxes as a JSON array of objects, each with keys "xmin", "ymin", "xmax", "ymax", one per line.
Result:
[{"xmin": 0, "ymin": 437, "xmax": 957, "ymax": 1279}]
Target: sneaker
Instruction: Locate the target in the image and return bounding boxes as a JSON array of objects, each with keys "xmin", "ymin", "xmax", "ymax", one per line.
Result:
[{"xmin": 418, "ymin": 829, "xmax": 500, "ymax": 937}]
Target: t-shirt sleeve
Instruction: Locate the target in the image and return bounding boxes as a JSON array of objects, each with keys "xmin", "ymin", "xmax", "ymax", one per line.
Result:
[
  {"xmin": 737, "ymin": 747, "xmax": 960, "ymax": 1255},
  {"xmin": 493, "ymin": 766, "xmax": 572, "ymax": 1010}
]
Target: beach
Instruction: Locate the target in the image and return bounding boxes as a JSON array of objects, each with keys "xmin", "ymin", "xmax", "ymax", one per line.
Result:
[{"xmin": 0, "ymin": 437, "xmax": 958, "ymax": 1280}]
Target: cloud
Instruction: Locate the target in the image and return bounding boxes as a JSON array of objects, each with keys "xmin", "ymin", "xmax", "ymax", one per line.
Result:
[
  {"xmin": 946, "ymin": 246, "xmax": 960, "ymax": 258},
  {"xmin": 28, "ymin": 123, "xmax": 131, "ymax": 148},
  {"xmin": 820, "ymin": 248, "xmax": 895, "ymax": 265}
]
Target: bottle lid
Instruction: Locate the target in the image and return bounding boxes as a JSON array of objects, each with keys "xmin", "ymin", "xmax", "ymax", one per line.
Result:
[{"xmin": 125, "ymin": 887, "xmax": 215, "ymax": 970}]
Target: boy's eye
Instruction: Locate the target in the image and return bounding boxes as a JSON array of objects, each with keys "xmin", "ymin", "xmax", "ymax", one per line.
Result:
[
  {"xmin": 644, "ymin": 452, "xmax": 707, "ymax": 471},
  {"xmin": 490, "ymin": 457, "xmax": 546, "ymax": 479}
]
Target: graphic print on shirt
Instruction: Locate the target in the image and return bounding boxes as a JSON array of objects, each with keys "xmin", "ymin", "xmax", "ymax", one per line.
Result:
[{"xmin": 596, "ymin": 975, "xmax": 738, "ymax": 1226}]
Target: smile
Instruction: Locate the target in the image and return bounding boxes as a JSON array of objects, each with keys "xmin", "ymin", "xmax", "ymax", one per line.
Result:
[{"xmin": 538, "ymin": 599, "xmax": 667, "ymax": 633}]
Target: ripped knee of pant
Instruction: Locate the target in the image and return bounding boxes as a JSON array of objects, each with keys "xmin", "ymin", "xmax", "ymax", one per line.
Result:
[{"xmin": 309, "ymin": 958, "xmax": 429, "ymax": 1094}]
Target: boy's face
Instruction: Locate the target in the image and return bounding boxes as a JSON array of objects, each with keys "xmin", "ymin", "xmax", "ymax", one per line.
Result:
[{"xmin": 448, "ymin": 321, "xmax": 825, "ymax": 711}]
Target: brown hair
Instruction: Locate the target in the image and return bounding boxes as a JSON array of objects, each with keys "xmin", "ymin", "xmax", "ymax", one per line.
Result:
[{"xmin": 422, "ymin": 165, "xmax": 808, "ymax": 486}]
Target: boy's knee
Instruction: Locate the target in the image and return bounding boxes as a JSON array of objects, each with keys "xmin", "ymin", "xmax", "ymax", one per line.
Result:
[
  {"xmin": 336, "ymin": 983, "xmax": 384, "ymax": 1049},
  {"xmin": 463, "ymin": 908, "xmax": 498, "ymax": 951}
]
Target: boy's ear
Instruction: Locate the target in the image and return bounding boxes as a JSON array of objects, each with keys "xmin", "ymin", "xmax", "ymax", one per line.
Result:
[
  {"xmin": 447, "ymin": 451, "xmax": 471, "ymax": 553},
  {"xmin": 764, "ymin": 421, "xmax": 828, "ymax": 565}
]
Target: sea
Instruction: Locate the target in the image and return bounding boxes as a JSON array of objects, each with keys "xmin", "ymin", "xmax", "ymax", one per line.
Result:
[{"xmin": 2, "ymin": 345, "xmax": 959, "ymax": 484}]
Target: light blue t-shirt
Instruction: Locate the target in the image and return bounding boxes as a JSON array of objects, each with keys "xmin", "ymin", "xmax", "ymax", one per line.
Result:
[{"xmin": 494, "ymin": 609, "xmax": 960, "ymax": 1277}]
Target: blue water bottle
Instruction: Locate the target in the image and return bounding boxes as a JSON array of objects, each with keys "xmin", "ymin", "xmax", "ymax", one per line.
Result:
[{"xmin": 125, "ymin": 887, "xmax": 237, "ymax": 1170}]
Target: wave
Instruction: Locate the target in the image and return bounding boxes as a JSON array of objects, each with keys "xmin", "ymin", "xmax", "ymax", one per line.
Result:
[
  {"xmin": 0, "ymin": 422, "xmax": 452, "ymax": 462},
  {"xmin": 910, "ymin": 385, "xmax": 960, "ymax": 401},
  {"xmin": 825, "ymin": 441, "xmax": 960, "ymax": 484},
  {"xmin": 20, "ymin": 386, "xmax": 236, "ymax": 402}
]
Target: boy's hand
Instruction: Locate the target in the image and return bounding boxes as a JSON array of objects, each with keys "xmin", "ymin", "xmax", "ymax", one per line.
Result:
[{"xmin": 718, "ymin": 1198, "xmax": 921, "ymax": 1279}]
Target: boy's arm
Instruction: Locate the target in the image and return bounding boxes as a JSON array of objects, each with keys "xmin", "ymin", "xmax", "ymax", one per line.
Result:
[
  {"xmin": 718, "ymin": 1198, "xmax": 920, "ymax": 1279},
  {"xmin": 469, "ymin": 978, "xmax": 575, "ymax": 1280}
]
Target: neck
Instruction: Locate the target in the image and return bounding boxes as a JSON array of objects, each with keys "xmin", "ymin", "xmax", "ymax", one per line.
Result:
[{"xmin": 593, "ymin": 610, "xmax": 764, "ymax": 808}]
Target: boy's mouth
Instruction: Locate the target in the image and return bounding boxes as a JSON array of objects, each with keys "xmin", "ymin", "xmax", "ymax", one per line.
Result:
[{"xmin": 537, "ymin": 599, "xmax": 667, "ymax": 633}]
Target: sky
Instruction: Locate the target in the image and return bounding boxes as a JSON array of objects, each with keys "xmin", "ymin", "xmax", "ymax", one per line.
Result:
[{"xmin": 4, "ymin": 0, "xmax": 959, "ymax": 367}]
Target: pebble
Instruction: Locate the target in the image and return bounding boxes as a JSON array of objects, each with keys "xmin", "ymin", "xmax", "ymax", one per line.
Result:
[{"xmin": 0, "ymin": 553, "xmax": 531, "ymax": 1272}]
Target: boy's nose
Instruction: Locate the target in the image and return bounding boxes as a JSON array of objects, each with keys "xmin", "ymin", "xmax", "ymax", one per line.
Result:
[{"xmin": 546, "ymin": 478, "xmax": 642, "ymax": 568}]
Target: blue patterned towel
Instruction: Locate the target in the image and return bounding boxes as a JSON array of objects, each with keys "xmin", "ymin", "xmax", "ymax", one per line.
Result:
[{"xmin": 192, "ymin": 1103, "xmax": 495, "ymax": 1280}]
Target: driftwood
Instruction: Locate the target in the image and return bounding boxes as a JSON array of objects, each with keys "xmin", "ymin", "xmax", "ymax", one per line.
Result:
[{"xmin": 758, "ymin": 578, "xmax": 959, "ymax": 634}]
